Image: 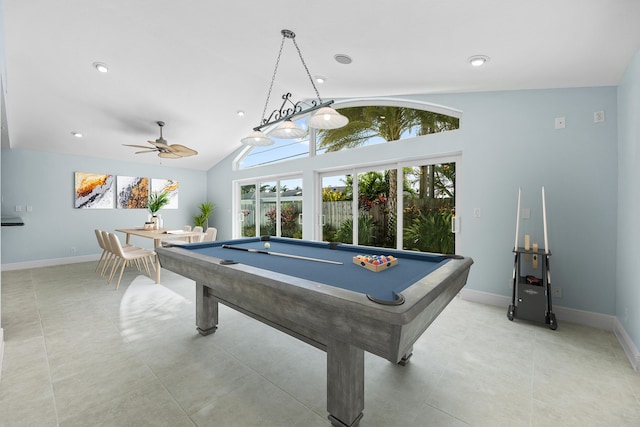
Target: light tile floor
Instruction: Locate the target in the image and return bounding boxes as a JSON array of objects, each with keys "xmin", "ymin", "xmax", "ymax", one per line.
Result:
[{"xmin": 1, "ymin": 262, "xmax": 639, "ymax": 426}]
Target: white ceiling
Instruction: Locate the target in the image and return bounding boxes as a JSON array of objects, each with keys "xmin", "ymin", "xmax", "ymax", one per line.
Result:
[{"xmin": 3, "ymin": 0, "xmax": 639, "ymax": 171}]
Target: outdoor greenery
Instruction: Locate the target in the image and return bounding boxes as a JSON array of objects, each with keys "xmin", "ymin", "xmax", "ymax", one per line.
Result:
[
  {"xmin": 322, "ymin": 162, "xmax": 456, "ymax": 253},
  {"xmin": 241, "ymin": 106, "xmax": 459, "ymax": 253},
  {"xmin": 403, "ymin": 207, "xmax": 455, "ymax": 254},
  {"xmin": 318, "ymin": 106, "xmax": 459, "ymax": 247},
  {"xmin": 317, "ymin": 106, "xmax": 459, "ymax": 153},
  {"xmin": 333, "ymin": 215, "xmax": 376, "ymax": 246},
  {"xmin": 262, "ymin": 203, "xmax": 302, "ymax": 238},
  {"xmin": 322, "ymin": 187, "xmax": 346, "ymax": 201}
]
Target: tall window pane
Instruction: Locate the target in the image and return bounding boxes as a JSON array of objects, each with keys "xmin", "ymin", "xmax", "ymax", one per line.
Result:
[
  {"xmin": 322, "ymin": 175, "xmax": 352, "ymax": 243},
  {"xmin": 259, "ymin": 180, "xmax": 277, "ymax": 236},
  {"xmin": 279, "ymin": 178, "xmax": 303, "ymax": 239},
  {"xmin": 356, "ymin": 169, "xmax": 395, "ymax": 248},
  {"xmin": 240, "ymin": 184, "xmax": 257, "ymax": 237},
  {"xmin": 402, "ymin": 162, "xmax": 456, "ymax": 254}
]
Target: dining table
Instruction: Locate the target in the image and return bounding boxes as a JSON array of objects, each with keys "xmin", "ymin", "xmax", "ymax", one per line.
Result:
[{"xmin": 115, "ymin": 227, "xmax": 204, "ymax": 283}]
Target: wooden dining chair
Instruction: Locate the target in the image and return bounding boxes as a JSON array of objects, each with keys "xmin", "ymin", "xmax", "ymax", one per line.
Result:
[
  {"xmin": 192, "ymin": 226, "xmax": 204, "ymax": 242},
  {"xmin": 107, "ymin": 232, "xmax": 157, "ymax": 289},
  {"xmin": 94, "ymin": 229, "xmax": 108, "ymax": 273},
  {"xmin": 202, "ymin": 227, "xmax": 217, "ymax": 242},
  {"xmin": 100, "ymin": 230, "xmax": 153, "ymax": 280}
]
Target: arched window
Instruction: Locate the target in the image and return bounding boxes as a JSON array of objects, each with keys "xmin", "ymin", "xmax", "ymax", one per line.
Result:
[{"xmin": 235, "ymin": 98, "xmax": 461, "ymax": 169}]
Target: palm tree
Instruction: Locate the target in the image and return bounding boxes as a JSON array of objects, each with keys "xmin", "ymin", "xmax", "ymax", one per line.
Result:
[{"xmin": 318, "ymin": 106, "xmax": 459, "ymax": 241}]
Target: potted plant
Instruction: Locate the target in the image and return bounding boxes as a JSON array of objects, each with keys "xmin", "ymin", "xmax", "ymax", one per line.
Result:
[
  {"xmin": 147, "ymin": 191, "xmax": 170, "ymax": 229},
  {"xmin": 193, "ymin": 201, "xmax": 214, "ymax": 230}
]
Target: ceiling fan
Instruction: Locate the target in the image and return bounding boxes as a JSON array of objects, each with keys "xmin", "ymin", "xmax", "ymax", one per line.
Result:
[{"xmin": 123, "ymin": 121, "xmax": 198, "ymax": 158}]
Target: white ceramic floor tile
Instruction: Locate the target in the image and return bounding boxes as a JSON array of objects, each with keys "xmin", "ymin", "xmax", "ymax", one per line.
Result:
[{"xmin": 1, "ymin": 262, "xmax": 639, "ymax": 427}]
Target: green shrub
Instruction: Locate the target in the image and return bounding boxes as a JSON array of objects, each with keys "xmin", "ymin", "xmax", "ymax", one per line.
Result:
[{"xmin": 403, "ymin": 208, "xmax": 454, "ymax": 254}]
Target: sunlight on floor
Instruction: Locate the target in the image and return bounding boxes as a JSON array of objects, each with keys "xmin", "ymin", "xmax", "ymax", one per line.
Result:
[{"xmin": 119, "ymin": 276, "xmax": 192, "ymax": 342}]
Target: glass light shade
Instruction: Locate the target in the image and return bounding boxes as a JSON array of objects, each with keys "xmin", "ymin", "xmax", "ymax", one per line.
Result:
[
  {"xmin": 241, "ymin": 130, "xmax": 274, "ymax": 146},
  {"xmin": 268, "ymin": 120, "xmax": 307, "ymax": 139},
  {"xmin": 306, "ymin": 107, "xmax": 349, "ymax": 130}
]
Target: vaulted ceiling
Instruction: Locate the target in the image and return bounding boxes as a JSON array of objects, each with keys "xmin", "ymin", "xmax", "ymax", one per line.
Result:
[{"xmin": 3, "ymin": 0, "xmax": 639, "ymax": 170}]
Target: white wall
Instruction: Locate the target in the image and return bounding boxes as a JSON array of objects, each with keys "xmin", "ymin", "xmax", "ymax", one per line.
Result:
[
  {"xmin": 1, "ymin": 149, "xmax": 207, "ymax": 267},
  {"xmin": 616, "ymin": 49, "xmax": 640, "ymax": 358},
  {"xmin": 208, "ymin": 86, "xmax": 619, "ymax": 317},
  {"xmin": 0, "ymin": 0, "xmax": 7, "ymax": 377}
]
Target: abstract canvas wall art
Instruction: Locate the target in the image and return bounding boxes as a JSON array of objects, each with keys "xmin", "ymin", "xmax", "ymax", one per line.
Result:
[
  {"xmin": 151, "ymin": 178, "xmax": 179, "ymax": 209},
  {"xmin": 74, "ymin": 172, "xmax": 114, "ymax": 209},
  {"xmin": 117, "ymin": 176, "xmax": 149, "ymax": 209}
]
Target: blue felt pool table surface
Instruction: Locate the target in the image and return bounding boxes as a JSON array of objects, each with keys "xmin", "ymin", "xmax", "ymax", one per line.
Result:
[{"xmin": 180, "ymin": 237, "xmax": 451, "ymax": 302}]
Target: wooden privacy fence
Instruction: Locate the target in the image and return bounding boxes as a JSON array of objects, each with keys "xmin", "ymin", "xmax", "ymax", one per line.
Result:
[
  {"xmin": 240, "ymin": 197, "xmax": 453, "ymax": 233},
  {"xmin": 322, "ymin": 201, "xmax": 352, "ymax": 229}
]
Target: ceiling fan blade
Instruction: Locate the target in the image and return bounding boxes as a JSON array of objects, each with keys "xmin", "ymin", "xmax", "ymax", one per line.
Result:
[
  {"xmin": 168, "ymin": 144, "xmax": 198, "ymax": 157},
  {"xmin": 123, "ymin": 144, "xmax": 157, "ymax": 149},
  {"xmin": 135, "ymin": 149, "xmax": 158, "ymax": 154},
  {"xmin": 158, "ymin": 151, "xmax": 182, "ymax": 159}
]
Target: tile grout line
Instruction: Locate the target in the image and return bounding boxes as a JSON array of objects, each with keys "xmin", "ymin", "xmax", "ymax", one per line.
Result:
[
  {"xmin": 31, "ymin": 269, "xmax": 62, "ymax": 427},
  {"xmin": 97, "ymin": 272, "xmax": 200, "ymax": 426}
]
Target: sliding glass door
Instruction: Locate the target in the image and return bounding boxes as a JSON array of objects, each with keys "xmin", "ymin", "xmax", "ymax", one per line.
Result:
[
  {"xmin": 318, "ymin": 156, "xmax": 458, "ymax": 254},
  {"xmin": 236, "ymin": 177, "xmax": 303, "ymax": 239}
]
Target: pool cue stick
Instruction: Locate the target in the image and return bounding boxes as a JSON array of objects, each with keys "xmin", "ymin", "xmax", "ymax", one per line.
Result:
[
  {"xmin": 222, "ymin": 245, "xmax": 343, "ymax": 265},
  {"xmin": 514, "ymin": 188, "xmax": 521, "ymax": 250},
  {"xmin": 541, "ymin": 187, "xmax": 552, "ymax": 286},
  {"xmin": 542, "ymin": 186, "xmax": 549, "ymax": 254}
]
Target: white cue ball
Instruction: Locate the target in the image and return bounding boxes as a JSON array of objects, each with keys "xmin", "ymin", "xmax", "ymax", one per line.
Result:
[{"xmin": 264, "ymin": 242, "xmax": 271, "ymax": 249}]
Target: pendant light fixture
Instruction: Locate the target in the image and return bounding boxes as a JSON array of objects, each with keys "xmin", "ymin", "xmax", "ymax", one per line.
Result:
[{"xmin": 241, "ymin": 29, "xmax": 348, "ymax": 146}]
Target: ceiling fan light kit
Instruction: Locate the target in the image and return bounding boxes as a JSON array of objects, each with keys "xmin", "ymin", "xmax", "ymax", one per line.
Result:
[
  {"xmin": 241, "ymin": 29, "xmax": 348, "ymax": 147},
  {"xmin": 123, "ymin": 121, "xmax": 198, "ymax": 158}
]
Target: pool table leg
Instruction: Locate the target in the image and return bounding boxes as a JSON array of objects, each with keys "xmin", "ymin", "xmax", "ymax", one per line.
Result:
[
  {"xmin": 398, "ymin": 345, "xmax": 413, "ymax": 366},
  {"xmin": 196, "ymin": 283, "xmax": 218, "ymax": 336},
  {"xmin": 327, "ymin": 339, "xmax": 364, "ymax": 427}
]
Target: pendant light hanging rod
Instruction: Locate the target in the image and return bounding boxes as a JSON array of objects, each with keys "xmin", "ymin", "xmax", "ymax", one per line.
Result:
[
  {"xmin": 253, "ymin": 29, "xmax": 328, "ymax": 132},
  {"xmin": 241, "ymin": 29, "xmax": 348, "ymax": 146}
]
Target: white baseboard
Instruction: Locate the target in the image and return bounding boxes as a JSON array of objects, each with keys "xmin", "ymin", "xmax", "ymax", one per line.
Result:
[
  {"xmin": 459, "ymin": 288, "xmax": 615, "ymax": 330},
  {"xmin": 614, "ymin": 318, "xmax": 640, "ymax": 371},
  {"xmin": 459, "ymin": 288, "xmax": 638, "ymax": 370},
  {"xmin": 0, "ymin": 328, "xmax": 4, "ymax": 383},
  {"xmin": 1, "ymin": 254, "xmax": 99, "ymax": 271}
]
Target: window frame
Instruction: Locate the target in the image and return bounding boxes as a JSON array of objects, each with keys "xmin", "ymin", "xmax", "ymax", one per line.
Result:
[{"xmin": 233, "ymin": 98, "xmax": 462, "ymax": 171}]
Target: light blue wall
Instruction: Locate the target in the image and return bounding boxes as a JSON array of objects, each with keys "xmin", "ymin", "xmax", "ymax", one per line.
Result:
[
  {"xmin": 208, "ymin": 86, "xmax": 619, "ymax": 316},
  {"xmin": 1, "ymin": 149, "xmax": 207, "ymax": 264},
  {"xmin": 617, "ymin": 50, "xmax": 640, "ymax": 349}
]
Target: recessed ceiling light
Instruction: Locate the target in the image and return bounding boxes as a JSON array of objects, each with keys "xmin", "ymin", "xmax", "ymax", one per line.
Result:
[
  {"xmin": 71, "ymin": 131, "xmax": 83, "ymax": 138},
  {"xmin": 334, "ymin": 54, "xmax": 352, "ymax": 65},
  {"xmin": 93, "ymin": 62, "xmax": 109, "ymax": 73},
  {"xmin": 237, "ymin": 110, "xmax": 245, "ymax": 116},
  {"xmin": 468, "ymin": 55, "xmax": 490, "ymax": 67},
  {"xmin": 314, "ymin": 76, "xmax": 326, "ymax": 84}
]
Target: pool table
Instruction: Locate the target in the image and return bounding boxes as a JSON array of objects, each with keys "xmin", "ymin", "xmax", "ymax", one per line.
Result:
[{"xmin": 156, "ymin": 237, "xmax": 473, "ymax": 427}]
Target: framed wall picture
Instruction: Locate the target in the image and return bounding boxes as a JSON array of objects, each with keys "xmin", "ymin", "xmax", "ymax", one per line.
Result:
[
  {"xmin": 117, "ymin": 176, "xmax": 149, "ymax": 209},
  {"xmin": 74, "ymin": 172, "xmax": 114, "ymax": 209},
  {"xmin": 151, "ymin": 178, "xmax": 179, "ymax": 209}
]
